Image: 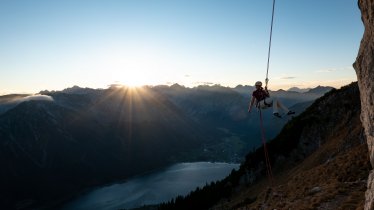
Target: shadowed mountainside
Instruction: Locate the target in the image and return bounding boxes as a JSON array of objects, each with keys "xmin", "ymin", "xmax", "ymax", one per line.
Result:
[
  {"xmin": 0, "ymin": 85, "xmax": 330, "ymax": 209},
  {"xmin": 0, "ymin": 87, "xmax": 209, "ymax": 209},
  {"xmin": 158, "ymin": 82, "xmax": 371, "ymax": 210}
]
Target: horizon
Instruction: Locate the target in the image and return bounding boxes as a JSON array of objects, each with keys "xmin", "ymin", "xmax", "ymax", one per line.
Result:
[
  {"xmin": 0, "ymin": 82, "xmax": 340, "ymax": 96},
  {"xmin": 0, "ymin": 0, "xmax": 362, "ymax": 95}
]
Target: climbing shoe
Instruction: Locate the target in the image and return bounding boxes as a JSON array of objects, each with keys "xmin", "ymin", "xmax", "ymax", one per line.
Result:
[
  {"xmin": 273, "ymin": 113, "xmax": 282, "ymax": 118},
  {"xmin": 287, "ymin": 111, "xmax": 295, "ymax": 115}
]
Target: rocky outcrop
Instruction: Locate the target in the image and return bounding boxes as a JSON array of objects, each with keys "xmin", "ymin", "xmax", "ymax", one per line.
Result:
[{"xmin": 353, "ymin": 0, "xmax": 374, "ymax": 209}]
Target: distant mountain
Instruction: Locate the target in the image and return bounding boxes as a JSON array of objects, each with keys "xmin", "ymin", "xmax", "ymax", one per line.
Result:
[
  {"xmin": 0, "ymin": 87, "xmax": 210, "ymax": 209},
  {"xmin": 233, "ymin": 85, "xmax": 333, "ymax": 107},
  {"xmin": 0, "ymin": 94, "xmax": 30, "ymax": 114},
  {"xmin": 287, "ymin": 87, "xmax": 311, "ymax": 93},
  {"xmin": 158, "ymin": 82, "xmax": 369, "ymax": 210},
  {"xmin": 0, "ymin": 84, "xmax": 332, "ymax": 209},
  {"xmin": 287, "ymin": 86, "xmax": 333, "ymax": 94},
  {"xmin": 305, "ymin": 85, "xmax": 333, "ymax": 94},
  {"xmin": 153, "ymin": 84, "xmax": 329, "ymax": 154}
]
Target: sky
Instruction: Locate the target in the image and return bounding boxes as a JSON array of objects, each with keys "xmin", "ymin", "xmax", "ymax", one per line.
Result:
[{"xmin": 0, "ymin": 0, "xmax": 364, "ymax": 94}]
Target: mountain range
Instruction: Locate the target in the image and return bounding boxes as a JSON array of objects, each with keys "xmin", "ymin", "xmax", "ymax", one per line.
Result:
[{"xmin": 0, "ymin": 84, "xmax": 332, "ymax": 209}]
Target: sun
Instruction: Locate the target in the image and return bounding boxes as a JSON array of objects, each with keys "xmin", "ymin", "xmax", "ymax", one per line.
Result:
[
  {"xmin": 118, "ymin": 71, "xmax": 150, "ymax": 88},
  {"xmin": 122, "ymin": 79, "xmax": 145, "ymax": 88}
]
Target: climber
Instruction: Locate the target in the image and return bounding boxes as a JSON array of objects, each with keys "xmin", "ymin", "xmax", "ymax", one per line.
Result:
[{"xmin": 248, "ymin": 81, "xmax": 295, "ymax": 118}]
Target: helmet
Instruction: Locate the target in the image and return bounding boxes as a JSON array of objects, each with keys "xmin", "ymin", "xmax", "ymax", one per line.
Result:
[{"xmin": 255, "ymin": 81, "xmax": 262, "ymax": 86}]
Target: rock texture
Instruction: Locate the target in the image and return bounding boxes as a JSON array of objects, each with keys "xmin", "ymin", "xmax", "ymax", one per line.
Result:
[{"xmin": 353, "ymin": 0, "xmax": 374, "ymax": 210}]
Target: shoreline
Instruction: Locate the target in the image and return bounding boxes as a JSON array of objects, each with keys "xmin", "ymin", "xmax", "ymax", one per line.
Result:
[{"xmin": 61, "ymin": 161, "xmax": 240, "ymax": 210}]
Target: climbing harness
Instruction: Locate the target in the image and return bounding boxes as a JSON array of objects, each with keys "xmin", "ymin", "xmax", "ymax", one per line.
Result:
[
  {"xmin": 263, "ymin": 98, "xmax": 272, "ymax": 107},
  {"xmin": 259, "ymin": 0, "xmax": 276, "ymax": 186}
]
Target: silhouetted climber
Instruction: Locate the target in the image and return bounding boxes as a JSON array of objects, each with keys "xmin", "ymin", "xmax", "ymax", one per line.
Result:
[{"xmin": 248, "ymin": 81, "xmax": 295, "ymax": 118}]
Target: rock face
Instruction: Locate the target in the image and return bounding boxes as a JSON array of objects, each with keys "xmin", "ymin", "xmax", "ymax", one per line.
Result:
[{"xmin": 353, "ymin": 0, "xmax": 374, "ymax": 209}]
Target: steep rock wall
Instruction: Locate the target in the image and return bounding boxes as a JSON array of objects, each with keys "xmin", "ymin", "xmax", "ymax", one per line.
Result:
[{"xmin": 353, "ymin": 0, "xmax": 374, "ymax": 209}]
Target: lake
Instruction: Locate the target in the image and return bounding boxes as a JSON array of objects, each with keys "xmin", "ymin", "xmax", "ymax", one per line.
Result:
[{"xmin": 63, "ymin": 162, "xmax": 240, "ymax": 210}]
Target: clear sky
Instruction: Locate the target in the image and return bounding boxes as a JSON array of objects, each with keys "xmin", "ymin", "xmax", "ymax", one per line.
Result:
[{"xmin": 0, "ymin": 0, "xmax": 363, "ymax": 94}]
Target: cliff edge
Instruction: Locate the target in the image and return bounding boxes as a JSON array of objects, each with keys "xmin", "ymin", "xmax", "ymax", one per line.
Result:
[{"xmin": 353, "ymin": 0, "xmax": 374, "ymax": 209}]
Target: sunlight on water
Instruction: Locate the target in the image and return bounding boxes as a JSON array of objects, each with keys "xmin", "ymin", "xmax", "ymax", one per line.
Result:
[{"xmin": 63, "ymin": 162, "xmax": 239, "ymax": 210}]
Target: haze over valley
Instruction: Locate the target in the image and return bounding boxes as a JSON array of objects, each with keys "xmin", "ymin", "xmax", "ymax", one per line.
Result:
[{"xmin": 0, "ymin": 84, "xmax": 331, "ymax": 209}]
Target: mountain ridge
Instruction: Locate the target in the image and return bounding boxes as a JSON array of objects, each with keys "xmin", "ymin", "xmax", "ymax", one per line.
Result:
[
  {"xmin": 0, "ymin": 84, "xmax": 332, "ymax": 209},
  {"xmin": 158, "ymin": 82, "xmax": 371, "ymax": 210}
]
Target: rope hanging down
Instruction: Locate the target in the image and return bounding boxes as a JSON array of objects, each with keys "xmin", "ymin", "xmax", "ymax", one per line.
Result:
[
  {"xmin": 259, "ymin": 109, "xmax": 274, "ymax": 185},
  {"xmin": 265, "ymin": 0, "xmax": 276, "ymax": 88},
  {"xmin": 259, "ymin": 0, "xmax": 276, "ymax": 186}
]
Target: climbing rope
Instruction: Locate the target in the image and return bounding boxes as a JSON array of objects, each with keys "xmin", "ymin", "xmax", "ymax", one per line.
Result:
[
  {"xmin": 265, "ymin": 0, "xmax": 276, "ymax": 88},
  {"xmin": 258, "ymin": 0, "xmax": 276, "ymax": 186},
  {"xmin": 259, "ymin": 108, "xmax": 274, "ymax": 185}
]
